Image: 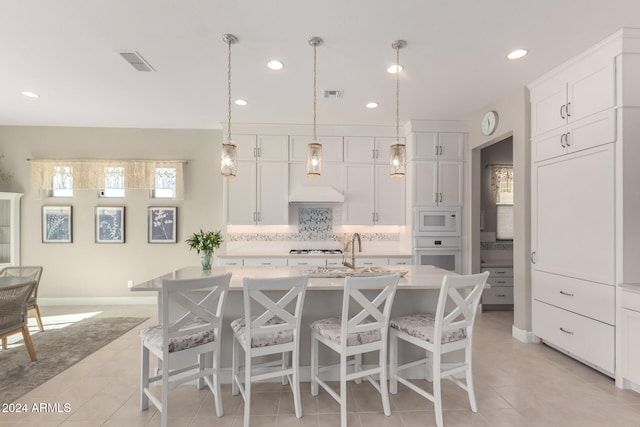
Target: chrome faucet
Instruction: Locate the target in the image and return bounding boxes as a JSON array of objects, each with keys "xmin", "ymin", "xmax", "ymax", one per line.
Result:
[{"xmin": 343, "ymin": 233, "xmax": 362, "ymax": 269}]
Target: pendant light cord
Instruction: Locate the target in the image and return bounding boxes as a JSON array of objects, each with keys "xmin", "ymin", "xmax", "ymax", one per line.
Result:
[
  {"xmin": 227, "ymin": 38, "xmax": 232, "ymax": 141},
  {"xmin": 313, "ymin": 41, "xmax": 317, "ymax": 141},
  {"xmin": 396, "ymin": 45, "xmax": 400, "ymax": 140}
]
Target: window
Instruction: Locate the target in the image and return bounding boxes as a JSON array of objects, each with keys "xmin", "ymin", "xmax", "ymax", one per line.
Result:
[
  {"xmin": 101, "ymin": 167, "xmax": 125, "ymax": 198},
  {"xmin": 153, "ymin": 167, "xmax": 177, "ymax": 198},
  {"xmin": 490, "ymin": 165, "xmax": 513, "ymax": 205},
  {"xmin": 52, "ymin": 166, "xmax": 73, "ymax": 197}
]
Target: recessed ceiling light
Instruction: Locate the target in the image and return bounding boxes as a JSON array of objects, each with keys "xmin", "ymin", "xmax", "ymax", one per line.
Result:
[
  {"xmin": 235, "ymin": 99, "xmax": 248, "ymax": 106},
  {"xmin": 21, "ymin": 91, "xmax": 39, "ymax": 98},
  {"xmin": 507, "ymin": 49, "xmax": 528, "ymax": 60},
  {"xmin": 366, "ymin": 102, "xmax": 379, "ymax": 109},
  {"xmin": 267, "ymin": 60, "xmax": 284, "ymax": 70},
  {"xmin": 387, "ymin": 64, "xmax": 403, "ymax": 73}
]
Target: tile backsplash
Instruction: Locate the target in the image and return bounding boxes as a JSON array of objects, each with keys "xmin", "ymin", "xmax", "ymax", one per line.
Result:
[{"xmin": 298, "ymin": 208, "xmax": 333, "ymax": 239}]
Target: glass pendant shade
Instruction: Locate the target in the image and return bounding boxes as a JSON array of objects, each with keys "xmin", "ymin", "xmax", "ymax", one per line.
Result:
[
  {"xmin": 221, "ymin": 141, "xmax": 237, "ymax": 177},
  {"xmin": 390, "ymin": 142, "xmax": 406, "ymax": 177},
  {"xmin": 307, "ymin": 141, "xmax": 322, "ymax": 177}
]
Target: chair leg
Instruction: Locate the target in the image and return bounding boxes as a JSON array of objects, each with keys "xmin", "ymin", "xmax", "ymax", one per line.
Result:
[
  {"xmin": 389, "ymin": 331, "xmax": 398, "ymax": 394},
  {"xmin": 379, "ymin": 348, "xmax": 391, "ymax": 417},
  {"xmin": 340, "ymin": 353, "xmax": 348, "ymax": 427},
  {"xmin": 243, "ymin": 350, "xmax": 252, "ymax": 427},
  {"xmin": 141, "ymin": 344, "xmax": 150, "ymax": 410},
  {"xmin": 310, "ymin": 335, "xmax": 319, "ymax": 396},
  {"xmin": 213, "ymin": 349, "xmax": 223, "ymax": 417},
  {"xmin": 31, "ymin": 304, "xmax": 44, "ymax": 332},
  {"xmin": 292, "ymin": 349, "xmax": 302, "ymax": 418},
  {"xmin": 1, "ymin": 336, "xmax": 7, "ymax": 350},
  {"xmin": 282, "ymin": 351, "xmax": 290, "ymax": 385},
  {"xmin": 432, "ymin": 351, "xmax": 443, "ymax": 427},
  {"xmin": 197, "ymin": 354, "xmax": 206, "ymax": 389},
  {"xmin": 354, "ymin": 353, "xmax": 362, "ymax": 384},
  {"xmin": 232, "ymin": 337, "xmax": 240, "ymax": 396},
  {"xmin": 21, "ymin": 326, "xmax": 37, "ymax": 361},
  {"xmin": 161, "ymin": 355, "xmax": 170, "ymax": 427},
  {"xmin": 465, "ymin": 347, "xmax": 478, "ymax": 413}
]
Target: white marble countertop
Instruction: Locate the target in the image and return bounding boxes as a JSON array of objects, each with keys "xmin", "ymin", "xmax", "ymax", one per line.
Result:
[
  {"xmin": 219, "ymin": 252, "xmax": 413, "ymax": 258},
  {"xmin": 131, "ymin": 264, "xmax": 451, "ymax": 292}
]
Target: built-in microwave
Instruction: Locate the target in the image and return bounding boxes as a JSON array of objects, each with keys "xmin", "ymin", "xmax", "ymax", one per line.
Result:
[{"xmin": 414, "ymin": 207, "xmax": 461, "ymax": 236}]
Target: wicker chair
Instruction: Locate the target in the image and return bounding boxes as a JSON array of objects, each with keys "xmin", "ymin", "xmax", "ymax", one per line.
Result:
[
  {"xmin": 0, "ymin": 267, "xmax": 44, "ymax": 331},
  {"xmin": 0, "ymin": 280, "xmax": 38, "ymax": 361}
]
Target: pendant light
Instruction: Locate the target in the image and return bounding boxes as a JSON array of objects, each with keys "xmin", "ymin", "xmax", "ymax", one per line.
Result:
[
  {"xmin": 390, "ymin": 39, "xmax": 407, "ymax": 177},
  {"xmin": 221, "ymin": 33, "xmax": 238, "ymax": 177},
  {"xmin": 307, "ymin": 36, "xmax": 323, "ymax": 177}
]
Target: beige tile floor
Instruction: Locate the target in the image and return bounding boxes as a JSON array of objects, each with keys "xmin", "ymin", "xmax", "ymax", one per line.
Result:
[{"xmin": 2, "ymin": 305, "xmax": 640, "ymax": 426}]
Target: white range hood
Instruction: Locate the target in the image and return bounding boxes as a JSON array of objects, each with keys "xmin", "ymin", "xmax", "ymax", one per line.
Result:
[{"xmin": 288, "ymin": 186, "xmax": 344, "ymax": 203}]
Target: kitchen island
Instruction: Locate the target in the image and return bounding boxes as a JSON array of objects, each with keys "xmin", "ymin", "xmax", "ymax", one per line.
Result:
[{"xmin": 131, "ymin": 264, "xmax": 458, "ymax": 381}]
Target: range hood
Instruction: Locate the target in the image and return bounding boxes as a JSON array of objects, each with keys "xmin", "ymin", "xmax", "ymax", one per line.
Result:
[{"xmin": 288, "ymin": 186, "xmax": 344, "ymax": 203}]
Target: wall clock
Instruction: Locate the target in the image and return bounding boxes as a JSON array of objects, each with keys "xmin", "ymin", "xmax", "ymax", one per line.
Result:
[{"xmin": 481, "ymin": 110, "xmax": 499, "ymax": 136}]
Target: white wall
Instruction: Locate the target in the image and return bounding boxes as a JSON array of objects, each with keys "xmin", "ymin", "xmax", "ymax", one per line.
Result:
[
  {"xmin": 0, "ymin": 126, "xmax": 224, "ymax": 302},
  {"xmin": 464, "ymin": 87, "xmax": 532, "ymax": 334}
]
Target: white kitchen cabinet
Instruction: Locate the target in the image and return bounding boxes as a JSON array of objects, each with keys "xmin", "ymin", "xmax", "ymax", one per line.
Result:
[
  {"xmin": 235, "ymin": 134, "xmax": 289, "ymax": 161},
  {"xmin": 532, "ymin": 144, "xmax": 614, "ymax": 284},
  {"xmin": 413, "ymin": 160, "xmax": 463, "ymax": 207},
  {"xmin": 481, "ymin": 267, "xmax": 514, "ymax": 310},
  {"xmin": 412, "ymin": 132, "xmax": 464, "ymax": 161},
  {"xmin": 530, "ymin": 55, "xmax": 615, "ymax": 137},
  {"xmin": 243, "ymin": 257, "xmax": 288, "ymax": 267},
  {"xmin": 532, "ymin": 109, "xmax": 616, "ymax": 163},
  {"xmin": 289, "ymin": 136, "xmax": 343, "ymax": 162},
  {"xmin": 226, "ymin": 161, "xmax": 288, "ymax": 225},
  {"xmin": 0, "ymin": 192, "xmax": 22, "ymax": 267},
  {"xmin": 342, "ymin": 136, "xmax": 406, "ymax": 226},
  {"xmin": 621, "ymin": 287, "xmax": 640, "ymax": 388}
]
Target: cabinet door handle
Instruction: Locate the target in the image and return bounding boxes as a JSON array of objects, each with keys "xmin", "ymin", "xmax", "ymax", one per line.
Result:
[
  {"xmin": 560, "ymin": 104, "xmax": 566, "ymax": 119},
  {"xmin": 439, "ymin": 145, "xmax": 443, "ymax": 156},
  {"xmin": 434, "ymin": 145, "xmax": 439, "ymax": 156},
  {"xmin": 253, "ymin": 212, "xmax": 256, "ymax": 222},
  {"xmin": 559, "ymin": 327, "xmax": 574, "ymax": 335},
  {"xmin": 566, "ymin": 102, "xmax": 572, "ymax": 117},
  {"xmin": 560, "ymin": 133, "xmax": 566, "ymax": 148},
  {"xmin": 565, "ymin": 132, "xmax": 571, "ymax": 146},
  {"xmin": 439, "ymin": 193, "xmax": 443, "ymax": 203},
  {"xmin": 531, "ymin": 251, "xmax": 536, "ymax": 264},
  {"xmin": 559, "ymin": 290, "xmax": 574, "ymax": 297},
  {"xmin": 434, "ymin": 193, "xmax": 439, "ymax": 204},
  {"xmin": 376, "ymin": 212, "xmax": 379, "ymax": 222},
  {"xmin": 253, "ymin": 147, "xmax": 257, "ymax": 158}
]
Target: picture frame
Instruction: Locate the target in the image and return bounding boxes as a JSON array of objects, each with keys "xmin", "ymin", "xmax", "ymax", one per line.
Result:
[
  {"xmin": 96, "ymin": 206, "xmax": 125, "ymax": 243},
  {"xmin": 148, "ymin": 206, "xmax": 177, "ymax": 243},
  {"xmin": 42, "ymin": 205, "xmax": 72, "ymax": 243}
]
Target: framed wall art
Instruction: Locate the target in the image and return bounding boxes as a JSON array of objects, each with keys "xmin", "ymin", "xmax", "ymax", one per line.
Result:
[
  {"xmin": 148, "ymin": 206, "xmax": 177, "ymax": 243},
  {"xmin": 42, "ymin": 205, "xmax": 72, "ymax": 243},
  {"xmin": 96, "ymin": 206, "xmax": 125, "ymax": 243}
]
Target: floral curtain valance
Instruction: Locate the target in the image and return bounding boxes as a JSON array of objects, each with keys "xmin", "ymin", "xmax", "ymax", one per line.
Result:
[
  {"xmin": 30, "ymin": 159, "xmax": 184, "ymax": 199},
  {"xmin": 489, "ymin": 164, "xmax": 513, "ymax": 204}
]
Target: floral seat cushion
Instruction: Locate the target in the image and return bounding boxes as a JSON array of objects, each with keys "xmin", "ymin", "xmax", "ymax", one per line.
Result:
[
  {"xmin": 389, "ymin": 313, "xmax": 466, "ymax": 344},
  {"xmin": 310, "ymin": 317, "xmax": 381, "ymax": 346},
  {"xmin": 231, "ymin": 316, "xmax": 293, "ymax": 348},
  {"xmin": 139, "ymin": 318, "xmax": 215, "ymax": 353}
]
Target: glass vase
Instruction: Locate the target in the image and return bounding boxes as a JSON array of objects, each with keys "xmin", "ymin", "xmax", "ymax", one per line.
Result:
[{"xmin": 200, "ymin": 250, "xmax": 213, "ymax": 270}]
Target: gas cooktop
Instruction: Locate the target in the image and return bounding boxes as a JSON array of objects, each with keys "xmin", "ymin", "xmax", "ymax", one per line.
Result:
[{"xmin": 289, "ymin": 249, "xmax": 343, "ymax": 255}]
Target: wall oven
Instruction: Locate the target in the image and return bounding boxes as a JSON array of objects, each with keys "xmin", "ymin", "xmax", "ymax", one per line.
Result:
[
  {"xmin": 414, "ymin": 207, "xmax": 461, "ymax": 236},
  {"xmin": 414, "ymin": 236, "xmax": 461, "ymax": 273}
]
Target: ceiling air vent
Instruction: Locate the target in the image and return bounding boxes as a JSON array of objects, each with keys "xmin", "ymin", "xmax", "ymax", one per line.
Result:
[
  {"xmin": 118, "ymin": 51, "xmax": 156, "ymax": 72},
  {"xmin": 323, "ymin": 90, "xmax": 343, "ymax": 99}
]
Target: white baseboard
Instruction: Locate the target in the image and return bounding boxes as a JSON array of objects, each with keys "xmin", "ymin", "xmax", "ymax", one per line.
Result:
[
  {"xmin": 39, "ymin": 297, "xmax": 157, "ymax": 306},
  {"xmin": 511, "ymin": 324, "xmax": 537, "ymax": 343}
]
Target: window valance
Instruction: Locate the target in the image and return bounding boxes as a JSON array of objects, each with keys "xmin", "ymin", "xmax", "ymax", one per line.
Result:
[{"xmin": 30, "ymin": 159, "xmax": 184, "ymax": 199}]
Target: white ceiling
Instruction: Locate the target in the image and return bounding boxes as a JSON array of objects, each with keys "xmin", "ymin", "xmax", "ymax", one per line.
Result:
[{"xmin": 2, "ymin": 0, "xmax": 640, "ymax": 130}]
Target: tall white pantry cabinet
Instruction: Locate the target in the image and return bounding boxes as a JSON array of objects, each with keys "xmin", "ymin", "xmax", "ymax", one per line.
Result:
[{"xmin": 528, "ymin": 28, "xmax": 640, "ymax": 387}]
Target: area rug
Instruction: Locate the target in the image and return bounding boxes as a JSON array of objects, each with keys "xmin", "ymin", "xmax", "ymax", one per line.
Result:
[{"xmin": 0, "ymin": 316, "xmax": 147, "ymax": 403}]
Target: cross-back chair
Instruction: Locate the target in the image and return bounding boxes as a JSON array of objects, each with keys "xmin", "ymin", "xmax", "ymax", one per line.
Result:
[
  {"xmin": 231, "ymin": 275, "xmax": 308, "ymax": 427},
  {"xmin": 389, "ymin": 271, "xmax": 489, "ymax": 427},
  {"xmin": 0, "ymin": 266, "xmax": 44, "ymax": 331},
  {"xmin": 310, "ymin": 273, "xmax": 400, "ymax": 427},
  {"xmin": 0, "ymin": 280, "xmax": 38, "ymax": 361},
  {"xmin": 140, "ymin": 272, "xmax": 231, "ymax": 427}
]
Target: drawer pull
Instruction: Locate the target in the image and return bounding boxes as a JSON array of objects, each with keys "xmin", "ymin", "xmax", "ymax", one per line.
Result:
[
  {"xmin": 496, "ymin": 294, "xmax": 506, "ymax": 297},
  {"xmin": 495, "ymin": 271, "xmax": 505, "ymax": 275},
  {"xmin": 559, "ymin": 327, "xmax": 574, "ymax": 335},
  {"xmin": 261, "ymin": 262, "xmax": 272, "ymax": 265},
  {"xmin": 559, "ymin": 290, "xmax": 574, "ymax": 297},
  {"xmin": 298, "ymin": 262, "xmax": 308, "ymax": 265},
  {"xmin": 228, "ymin": 263, "xmax": 237, "ymax": 265},
  {"xmin": 495, "ymin": 280, "xmax": 506, "ymax": 284}
]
